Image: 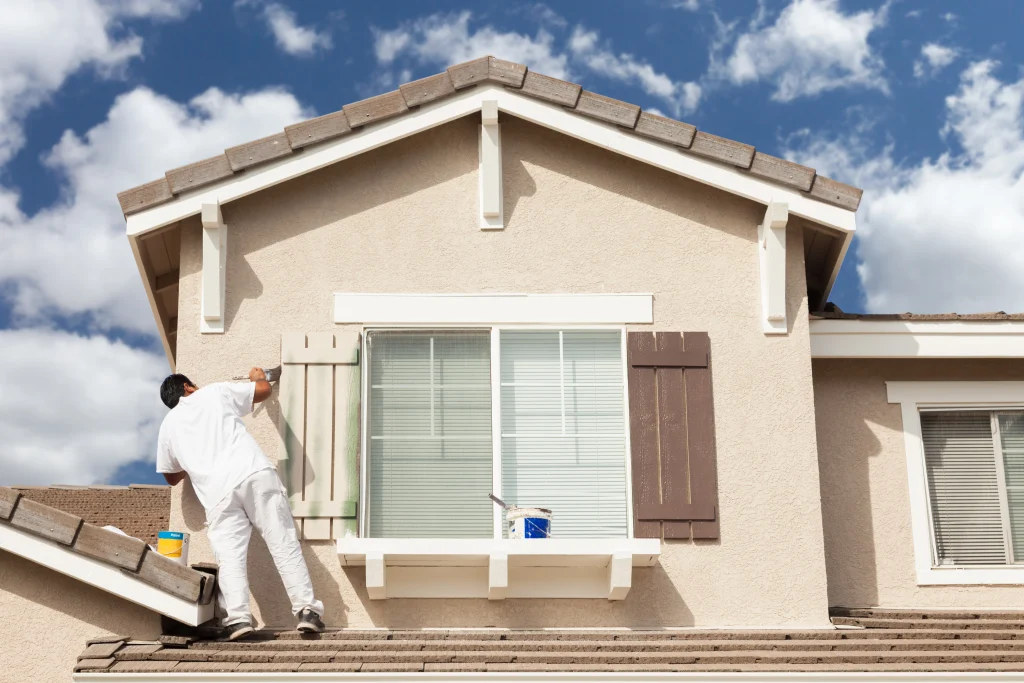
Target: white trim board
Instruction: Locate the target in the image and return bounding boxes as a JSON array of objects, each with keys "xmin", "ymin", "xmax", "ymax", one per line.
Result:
[
  {"xmin": 0, "ymin": 522, "xmax": 213, "ymax": 626},
  {"xmin": 74, "ymin": 670, "xmax": 1024, "ymax": 681},
  {"xmin": 335, "ymin": 293, "xmax": 654, "ymax": 324},
  {"xmin": 887, "ymin": 381, "xmax": 1024, "ymax": 585},
  {"xmin": 124, "ymin": 85, "xmax": 857, "ymax": 240},
  {"xmin": 810, "ymin": 319, "xmax": 1024, "ymax": 358}
]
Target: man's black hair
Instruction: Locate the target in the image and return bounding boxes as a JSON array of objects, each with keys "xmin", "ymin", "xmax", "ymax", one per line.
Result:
[{"xmin": 160, "ymin": 374, "xmax": 195, "ymax": 409}]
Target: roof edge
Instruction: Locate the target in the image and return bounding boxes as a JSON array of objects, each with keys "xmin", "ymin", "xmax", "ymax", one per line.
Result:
[{"xmin": 117, "ymin": 56, "xmax": 863, "ymax": 219}]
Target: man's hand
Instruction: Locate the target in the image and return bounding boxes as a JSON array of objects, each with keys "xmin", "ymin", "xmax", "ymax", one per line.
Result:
[{"xmin": 250, "ymin": 366, "xmax": 272, "ymax": 404}]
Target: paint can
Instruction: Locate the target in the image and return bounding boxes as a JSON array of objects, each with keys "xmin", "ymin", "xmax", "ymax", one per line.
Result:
[
  {"xmin": 507, "ymin": 507, "xmax": 553, "ymax": 539},
  {"xmin": 157, "ymin": 531, "xmax": 190, "ymax": 565}
]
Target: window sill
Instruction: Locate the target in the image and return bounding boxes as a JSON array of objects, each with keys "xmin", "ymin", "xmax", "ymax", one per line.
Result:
[
  {"xmin": 337, "ymin": 537, "xmax": 661, "ymax": 600},
  {"xmin": 919, "ymin": 565, "xmax": 1024, "ymax": 586}
]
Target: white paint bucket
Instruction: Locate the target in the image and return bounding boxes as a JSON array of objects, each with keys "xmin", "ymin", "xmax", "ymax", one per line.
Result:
[{"xmin": 507, "ymin": 507, "xmax": 553, "ymax": 539}]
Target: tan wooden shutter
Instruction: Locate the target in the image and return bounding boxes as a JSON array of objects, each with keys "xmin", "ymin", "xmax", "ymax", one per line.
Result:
[
  {"xmin": 627, "ymin": 331, "xmax": 720, "ymax": 540},
  {"xmin": 279, "ymin": 331, "xmax": 361, "ymax": 540}
]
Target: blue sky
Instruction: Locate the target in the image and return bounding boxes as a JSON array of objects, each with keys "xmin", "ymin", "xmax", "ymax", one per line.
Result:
[{"xmin": 2, "ymin": 0, "xmax": 1023, "ymax": 486}]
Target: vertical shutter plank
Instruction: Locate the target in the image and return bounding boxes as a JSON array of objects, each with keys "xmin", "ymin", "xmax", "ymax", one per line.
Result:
[
  {"xmin": 280, "ymin": 333, "xmax": 308, "ymax": 505},
  {"xmin": 628, "ymin": 332, "xmax": 661, "ymax": 539},
  {"xmin": 684, "ymin": 332, "xmax": 719, "ymax": 539},
  {"xmin": 302, "ymin": 332, "xmax": 336, "ymax": 540},
  {"xmin": 333, "ymin": 332, "xmax": 361, "ymax": 521},
  {"xmin": 656, "ymin": 332, "xmax": 690, "ymax": 540}
]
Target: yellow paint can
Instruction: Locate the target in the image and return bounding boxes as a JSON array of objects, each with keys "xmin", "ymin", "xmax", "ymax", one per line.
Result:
[{"xmin": 157, "ymin": 531, "xmax": 190, "ymax": 565}]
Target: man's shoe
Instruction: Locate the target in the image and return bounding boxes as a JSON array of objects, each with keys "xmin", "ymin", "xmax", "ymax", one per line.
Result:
[
  {"xmin": 224, "ymin": 621, "xmax": 255, "ymax": 641},
  {"xmin": 296, "ymin": 608, "xmax": 325, "ymax": 633}
]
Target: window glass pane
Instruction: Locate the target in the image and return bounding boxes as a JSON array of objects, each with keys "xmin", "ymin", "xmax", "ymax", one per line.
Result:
[
  {"xmin": 921, "ymin": 411, "xmax": 1006, "ymax": 565},
  {"xmin": 999, "ymin": 413, "xmax": 1024, "ymax": 559},
  {"xmin": 367, "ymin": 331, "xmax": 492, "ymax": 538},
  {"xmin": 500, "ymin": 330, "xmax": 628, "ymax": 538}
]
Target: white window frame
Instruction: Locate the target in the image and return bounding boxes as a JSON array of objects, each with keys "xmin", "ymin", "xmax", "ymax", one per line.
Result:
[
  {"xmin": 887, "ymin": 381, "xmax": 1024, "ymax": 585},
  {"xmin": 359, "ymin": 324, "xmax": 634, "ymax": 540}
]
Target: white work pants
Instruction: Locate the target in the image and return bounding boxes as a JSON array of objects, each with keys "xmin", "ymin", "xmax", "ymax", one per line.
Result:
[{"xmin": 206, "ymin": 469, "xmax": 324, "ymax": 626}]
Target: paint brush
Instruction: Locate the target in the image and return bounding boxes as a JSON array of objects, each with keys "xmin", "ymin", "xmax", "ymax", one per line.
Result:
[{"xmin": 232, "ymin": 365, "xmax": 282, "ymax": 382}]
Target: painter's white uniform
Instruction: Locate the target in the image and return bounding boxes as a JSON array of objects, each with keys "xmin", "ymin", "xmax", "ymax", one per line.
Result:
[{"xmin": 157, "ymin": 382, "xmax": 323, "ymax": 625}]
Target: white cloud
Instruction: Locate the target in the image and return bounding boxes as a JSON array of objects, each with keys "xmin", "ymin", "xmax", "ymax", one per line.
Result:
[
  {"xmin": 569, "ymin": 27, "xmax": 701, "ymax": 115},
  {"xmin": 914, "ymin": 43, "xmax": 958, "ymax": 79},
  {"xmin": 671, "ymin": 0, "xmax": 701, "ymax": 10},
  {"xmin": 0, "ymin": 328, "xmax": 169, "ymax": 485},
  {"xmin": 786, "ymin": 60, "xmax": 1024, "ymax": 314},
  {"xmin": 905, "ymin": 9, "xmax": 922, "ymax": 18},
  {"xmin": 942, "ymin": 12, "xmax": 958, "ymax": 23},
  {"xmin": 373, "ymin": 11, "xmax": 570, "ymax": 78},
  {"xmin": 0, "ymin": 87, "xmax": 311, "ymax": 332},
  {"xmin": 259, "ymin": 2, "xmax": 333, "ymax": 56},
  {"xmin": 373, "ymin": 12, "xmax": 701, "ymax": 115},
  {"xmin": 0, "ymin": 0, "xmax": 198, "ymax": 165},
  {"xmin": 711, "ymin": 0, "xmax": 889, "ymax": 102}
]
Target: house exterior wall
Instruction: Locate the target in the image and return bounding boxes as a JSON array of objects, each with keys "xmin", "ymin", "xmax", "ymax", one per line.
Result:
[
  {"xmin": 169, "ymin": 115, "xmax": 830, "ymax": 628},
  {"xmin": 0, "ymin": 550, "xmax": 161, "ymax": 682},
  {"xmin": 814, "ymin": 358, "xmax": 1024, "ymax": 608}
]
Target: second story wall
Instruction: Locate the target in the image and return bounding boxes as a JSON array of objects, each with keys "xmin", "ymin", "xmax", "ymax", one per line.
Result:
[{"xmin": 168, "ymin": 114, "xmax": 829, "ymax": 629}]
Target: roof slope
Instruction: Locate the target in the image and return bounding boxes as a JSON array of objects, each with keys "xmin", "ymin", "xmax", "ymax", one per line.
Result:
[
  {"xmin": 117, "ymin": 56, "xmax": 863, "ymax": 217},
  {"xmin": 0, "ymin": 486, "xmax": 214, "ymax": 624},
  {"xmin": 79, "ymin": 609, "xmax": 1024, "ymax": 674},
  {"xmin": 11, "ymin": 484, "xmax": 169, "ymax": 544},
  {"xmin": 816, "ymin": 303, "xmax": 1024, "ymax": 322}
]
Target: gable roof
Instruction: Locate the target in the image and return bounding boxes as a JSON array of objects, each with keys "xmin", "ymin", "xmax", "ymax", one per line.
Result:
[
  {"xmin": 0, "ymin": 485, "xmax": 214, "ymax": 626},
  {"xmin": 117, "ymin": 56, "xmax": 862, "ymax": 220}
]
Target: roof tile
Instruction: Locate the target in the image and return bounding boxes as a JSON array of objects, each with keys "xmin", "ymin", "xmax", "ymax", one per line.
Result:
[
  {"xmin": 808, "ymin": 175, "xmax": 862, "ymax": 211},
  {"xmin": 400, "ymin": 72, "xmax": 456, "ymax": 107},
  {"xmin": 488, "ymin": 57, "xmax": 527, "ymax": 87},
  {"xmin": 573, "ymin": 90, "xmax": 641, "ymax": 128},
  {"xmin": 689, "ymin": 131, "xmax": 755, "ymax": 169},
  {"xmin": 75, "ymin": 658, "xmax": 116, "ymax": 672},
  {"xmin": 516, "ymin": 71, "xmax": 581, "ymax": 107},
  {"xmin": 748, "ymin": 152, "xmax": 816, "ymax": 192},
  {"xmin": 634, "ymin": 111, "xmax": 696, "ymax": 148},
  {"xmin": 79, "ymin": 642, "xmax": 125, "ymax": 659},
  {"xmin": 13, "ymin": 486, "xmax": 169, "ymax": 544},
  {"xmin": 165, "ymin": 154, "xmax": 233, "ymax": 194},
  {"xmin": 343, "ymin": 90, "xmax": 409, "ymax": 128},
  {"xmin": 447, "ymin": 57, "xmax": 490, "ymax": 89},
  {"xmin": 285, "ymin": 111, "xmax": 352, "ymax": 150},
  {"xmin": 225, "ymin": 132, "xmax": 292, "ymax": 172},
  {"xmin": 117, "ymin": 178, "xmax": 173, "ymax": 216}
]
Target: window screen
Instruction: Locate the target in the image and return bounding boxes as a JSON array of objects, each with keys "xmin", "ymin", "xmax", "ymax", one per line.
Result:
[
  {"xmin": 499, "ymin": 330, "xmax": 628, "ymax": 537},
  {"xmin": 366, "ymin": 330, "xmax": 493, "ymax": 537}
]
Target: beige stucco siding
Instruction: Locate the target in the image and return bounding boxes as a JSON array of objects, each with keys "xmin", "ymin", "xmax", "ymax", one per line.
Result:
[
  {"xmin": 0, "ymin": 550, "xmax": 160, "ymax": 682},
  {"xmin": 170, "ymin": 114, "xmax": 830, "ymax": 628},
  {"xmin": 814, "ymin": 358, "xmax": 1024, "ymax": 608}
]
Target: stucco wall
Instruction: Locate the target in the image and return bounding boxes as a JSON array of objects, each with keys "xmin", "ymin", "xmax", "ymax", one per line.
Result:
[
  {"xmin": 0, "ymin": 550, "xmax": 160, "ymax": 682},
  {"xmin": 169, "ymin": 114, "xmax": 830, "ymax": 629},
  {"xmin": 814, "ymin": 358, "xmax": 1024, "ymax": 608}
]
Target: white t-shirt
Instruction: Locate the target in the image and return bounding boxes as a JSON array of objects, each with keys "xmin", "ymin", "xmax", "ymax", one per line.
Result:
[{"xmin": 156, "ymin": 382, "xmax": 275, "ymax": 512}]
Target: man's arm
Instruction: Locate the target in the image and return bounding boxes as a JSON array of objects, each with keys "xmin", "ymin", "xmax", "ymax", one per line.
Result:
[
  {"xmin": 248, "ymin": 367, "xmax": 273, "ymax": 404},
  {"xmin": 163, "ymin": 471, "xmax": 186, "ymax": 486}
]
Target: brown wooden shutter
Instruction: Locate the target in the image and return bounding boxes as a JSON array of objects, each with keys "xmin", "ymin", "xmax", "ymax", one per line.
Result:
[{"xmin": 627, "ymin": 331, "xmax": 720, "ymax": 540}]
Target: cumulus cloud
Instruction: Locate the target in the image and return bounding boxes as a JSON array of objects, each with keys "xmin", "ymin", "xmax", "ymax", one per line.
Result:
[
  {"xmin": 569, "ymin": 27, "xmax": 701, "ymax": 115},
  {"xmin": 914, "ymin": 43, "xmax": 958, "ymax": 79},
  {"xmin": 0, "ymin": 87, "xmax": 310, "ymax": 332},
  {"xmin": 0, "ymin": 328, "xmax": 169, "ymax": 485},
  {"xmin": 373, "ymin": 11, "xmax": 570, "ymax": 78},
  {"xmin": 0, "ymin": 0, "xmax": 199, "ymax": 165},
  {"xmin": 710, "ymin": 0, "xmax": 889, "ymax": 101},
  {"xmin": 373, "ymin": 11, "xmax": 700, "ymax": 115},
  {"xmin": 252, "ymin": 2, "xmax": 333, "ymax": 56},
  {"xmin": 786, "ymin": 60, "xmax": 1024, "ymax": 314}
]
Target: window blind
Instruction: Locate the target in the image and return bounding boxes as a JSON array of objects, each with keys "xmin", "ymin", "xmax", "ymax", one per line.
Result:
[
  {"xmin": 999, "ymin": 413, "xmax": 1024, "ymax": 560},
  {"xmin": 500, "ymin": 330, "xmax": 628, "ymax": 538},
  {"xmin": 922, "ymin": 411, "xmax": 1007, "ymax": 565},
  {"xmin": 367, "ymin": 331, "xmax": 493, "ymax": 538}
]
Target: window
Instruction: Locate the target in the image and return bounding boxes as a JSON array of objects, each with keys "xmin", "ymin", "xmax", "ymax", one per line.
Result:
[
  {"xmin": 365, "ymin": 328, "xmax": 630, "ymax": 539},
  {"xmin": 887, "ymin": 381, "xmax": 1024, "ymax": 584}
]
